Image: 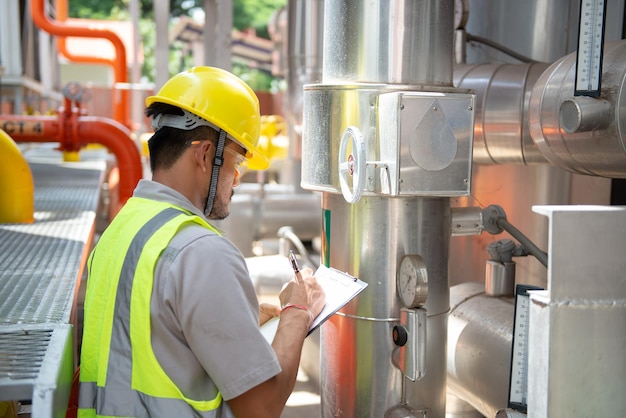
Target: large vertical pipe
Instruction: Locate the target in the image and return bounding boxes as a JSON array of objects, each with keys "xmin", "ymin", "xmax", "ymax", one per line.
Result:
[
  {"xmin": 283, "ymin": 0, "xmax": 324, "ymax": 189},
  {"xmin": 313, "ymin": 1, "xmax": 456, "ymax": 416},
  {"xmin": 322, "ymin": 196, "xmax": 451, "ymax": 417},
  {"xmin": 322, "ymin": 1, "xmax": 453, "ymax": 85}
]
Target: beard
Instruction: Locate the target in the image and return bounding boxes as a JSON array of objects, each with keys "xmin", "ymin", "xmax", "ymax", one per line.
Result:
[{"xmin": 206, "ymin": 189, "xmax": 234, "ymax": 220}]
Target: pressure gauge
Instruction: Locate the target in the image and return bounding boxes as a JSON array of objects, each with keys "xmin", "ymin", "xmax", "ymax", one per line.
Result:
[{"xmin": 396, "ymin": 254, "xmax": 428, "ymax": 308}]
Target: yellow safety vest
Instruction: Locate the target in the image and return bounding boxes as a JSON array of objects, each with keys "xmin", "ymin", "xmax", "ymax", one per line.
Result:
[{"xmin": 78, "ymin": 197, "xmax": 223, "ymax": 417}]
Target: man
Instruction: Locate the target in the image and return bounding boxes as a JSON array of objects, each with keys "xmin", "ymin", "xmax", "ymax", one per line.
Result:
[{"xmin": 78, "ymin": 66, "xmax": 326, "ymax": 418}]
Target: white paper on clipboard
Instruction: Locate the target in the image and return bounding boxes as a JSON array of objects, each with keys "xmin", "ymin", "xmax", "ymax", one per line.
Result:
[{"xmin": 261, "ymin": 264, "xmax": 368, "ymax": 342}]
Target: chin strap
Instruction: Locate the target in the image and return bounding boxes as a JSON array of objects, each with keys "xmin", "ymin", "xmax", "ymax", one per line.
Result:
[{"xmin": 204, "ymin": 129, "xmax": 228, "ymax": 217}]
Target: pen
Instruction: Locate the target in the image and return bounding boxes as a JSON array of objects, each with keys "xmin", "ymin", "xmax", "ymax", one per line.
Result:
[{"xmin": 288, "ymin": 250, "xmax": 300, "ymax": 276}]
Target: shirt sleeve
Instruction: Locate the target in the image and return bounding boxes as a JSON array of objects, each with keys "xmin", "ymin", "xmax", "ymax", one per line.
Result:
[{"xmin": 166, "ymin": 228, "xmax": 281, "ymax": 400}]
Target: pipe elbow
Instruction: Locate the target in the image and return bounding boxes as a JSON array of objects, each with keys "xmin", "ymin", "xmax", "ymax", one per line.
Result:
[{"xmin": 76, "ymin": 117, "xmax": 143, "ymax": 205}]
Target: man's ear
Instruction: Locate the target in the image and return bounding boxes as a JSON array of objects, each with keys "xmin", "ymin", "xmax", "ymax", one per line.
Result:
[{"xmin": 195, "ymin": 141, "xmax": 213, "ymax": 171}]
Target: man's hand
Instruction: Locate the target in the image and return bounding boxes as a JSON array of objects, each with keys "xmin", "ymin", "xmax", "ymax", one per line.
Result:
[
  {"xmin": 259, "ymin": 303, "xmax": 281, "ymax": 326},
  {"xmin": 279, "ymin": 267, "xmax": 326, "ymax": 319}
]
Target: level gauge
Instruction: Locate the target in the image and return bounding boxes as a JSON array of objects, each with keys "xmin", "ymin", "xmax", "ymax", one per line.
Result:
[
  {"xmin": 396, "ymin": 254, "xmax": 428, "ymax": 308},
  {"xmin": 507, "ymin": 284, "xmax": 543, "ymax": 412},
  {"xmin": 574, "ymin": 0, "xmax": 607, "ymax": 97}
]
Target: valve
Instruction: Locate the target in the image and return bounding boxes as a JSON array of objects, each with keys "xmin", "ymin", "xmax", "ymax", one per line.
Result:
[{"xmin": 338, "ymin": 126, "xmax": 366, "ymax": 203}]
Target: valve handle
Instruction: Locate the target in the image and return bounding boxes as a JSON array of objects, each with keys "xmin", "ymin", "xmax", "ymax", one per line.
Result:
[{"xmin": 338, "ymin": 126, "xmax": 366, "ymax": 203}]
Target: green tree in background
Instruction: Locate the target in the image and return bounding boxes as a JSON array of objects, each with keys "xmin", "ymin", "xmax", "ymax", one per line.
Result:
[
  {"xmin": 68, "ymin": 0, "xmax": 286, "ymax": 90},
  {"xmin": 70, "ymin": 0, "xmax": 208, "ymax": 20}
]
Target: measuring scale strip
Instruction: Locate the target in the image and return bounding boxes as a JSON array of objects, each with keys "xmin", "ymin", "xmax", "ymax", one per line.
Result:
[{"xmin": 507, "ymin": 284, "xmax": 543, "ymax": 412}]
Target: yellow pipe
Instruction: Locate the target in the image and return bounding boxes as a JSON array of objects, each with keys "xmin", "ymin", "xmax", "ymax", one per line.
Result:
[{"xmin": 0, "ymin": 129, "xmax": 35, "ymax": 223}]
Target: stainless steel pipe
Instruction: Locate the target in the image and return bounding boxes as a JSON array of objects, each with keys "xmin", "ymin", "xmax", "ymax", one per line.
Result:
[
  {"xmin": 453, "ymin": 63, "xmax": 549, "ymax": 164},
  {"xmin": 447, "ymin": 282, "xmax": 514, "ymax": 417},
  {"xmin": 529, "ymin": 40, "xmax": 626, "ymax": 178},
  {"xmin": 304, "ymin": 1, "xmax": 461, "ymax": 416},
  {"xmin": 322, "ymin": 0, "xmax": 454, "ymax": 86},
  {"xmin": 320, "ymin": 195, "xmax": 451, "ymax": 417}
]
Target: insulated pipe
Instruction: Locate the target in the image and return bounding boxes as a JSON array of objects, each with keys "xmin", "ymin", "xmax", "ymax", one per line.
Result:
[
  {"xmin": 447, "ymin": 282, "xmax": 514, "ymax": 418},
  {"xmin": 529, "ymin": 40, "xmax": 626, "ymax": 178},
  {"xmin": 31, "ymin": 0, "xmax": 129, "ymax": 126},
  {"xmin": 309, "ymin": 2, "xmax": 458, "ymax": 416},
  {"xmin": 453, "ymin": 63, "xmax": 550, "ymax": 164},
  {"xmin": 0, "ymin": 130, "xmax": 34, "ymax": 223},
  {"xmin": 0, "ymin": 114, "xmax": 142, "ymax": 209},
  {"xmin": 454, "ymin": 41, "xmax": 626, "ymax": 177},
  {"xmin": 322, "ymin": 0, "xmax": 453, "ymax": 85}
]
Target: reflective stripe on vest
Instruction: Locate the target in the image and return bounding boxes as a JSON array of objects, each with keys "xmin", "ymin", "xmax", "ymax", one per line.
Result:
[{"xmin": 78, "ymin": 199, "xmax": 222, "ymax": 417}]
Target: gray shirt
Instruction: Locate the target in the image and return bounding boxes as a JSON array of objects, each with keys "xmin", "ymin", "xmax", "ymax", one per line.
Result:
[{"xmin": 135, "ymin": 180, "xmax": 281, "ymax": 417}]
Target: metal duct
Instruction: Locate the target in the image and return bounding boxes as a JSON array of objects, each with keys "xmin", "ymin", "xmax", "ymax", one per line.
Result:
[
  {"xmin": 447, "ymin": 282, "xmax": 514, "ymax": 418},
  {"xmin": 322, "ymin": 1, "xmax": 453, "ymax": 85},
  {"xmin": 454, "ymin": 63, "xmax": 550, "ymax": 164},
  {"xmin": 529, "ymin": 40, "xmax": 626, "ymax": 178}
]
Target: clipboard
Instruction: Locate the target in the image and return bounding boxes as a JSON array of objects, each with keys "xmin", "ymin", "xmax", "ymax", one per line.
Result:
[{"xmin": 261, "ymin": 264, "xmax": 368, "ymax": 342}]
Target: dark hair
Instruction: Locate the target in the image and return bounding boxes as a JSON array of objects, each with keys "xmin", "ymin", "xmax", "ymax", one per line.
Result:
[{"xmin": 145, "ymin": 102, "xmax": 218, "ymax": 171}]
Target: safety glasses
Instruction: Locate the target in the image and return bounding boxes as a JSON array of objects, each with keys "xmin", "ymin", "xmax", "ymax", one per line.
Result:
[
  {"xmin": 223, "ymin": 145, "xmax": 248, "ymax": 177},
  {"xmin": 189, "ymin": 139, "xmax": 248, "ymax": 176}
]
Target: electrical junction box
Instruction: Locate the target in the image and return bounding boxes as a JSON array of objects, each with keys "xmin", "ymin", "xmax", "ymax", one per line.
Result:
[{"xmin": 377, "ymin": 91, "xmax": 475, "ymax": 196}]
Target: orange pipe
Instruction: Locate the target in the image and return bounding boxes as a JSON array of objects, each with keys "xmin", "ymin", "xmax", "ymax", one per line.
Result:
[
  {"xmin": 55, "ymin": 0, "xmax": 115, "ymax": 69},
  {"xmin": 31, "ymin": 0, "xmax": 129, "ymax": 126},
  {"xmin": 0, "ymin": 114, "xmax": 142, "ymax": 210}
]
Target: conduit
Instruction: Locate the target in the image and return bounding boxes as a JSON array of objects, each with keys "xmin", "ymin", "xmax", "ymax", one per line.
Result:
[
  {"xmin": 31, "ymin": 0, "xmax": 129, "ymax": 126},
  {"xmin": 0, "ymin": 114, "xmax": 142, "ymax": 213},
  {"xmin": 0, "ymin": 129, "xmax": 34, "ymax": 223}
]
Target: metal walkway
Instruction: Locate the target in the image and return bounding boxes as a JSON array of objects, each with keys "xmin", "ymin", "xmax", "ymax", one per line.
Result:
[{"xmin": 0, "ymin": 149, "xmax": 106, "ymax": 417}]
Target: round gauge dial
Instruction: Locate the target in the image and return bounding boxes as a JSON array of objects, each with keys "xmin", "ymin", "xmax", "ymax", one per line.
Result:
[{"xmin": 397, "ymin": 254, "xmax": 428, "ymax": 308}]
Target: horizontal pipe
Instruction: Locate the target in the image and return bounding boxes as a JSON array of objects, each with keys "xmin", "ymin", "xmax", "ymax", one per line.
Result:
[
  {"xmin": 448, "ymin": 282, "xmax": 514, "ymax": 418},
  {"xmin": 529, "ymin": 40, "xmax": 626, "ymax": 178},
  {"xmin": 0, "ymin": 114, "xmax": 142, "ymax": 210},
  {"xmin": 453, "ymin": 63, "xmax": 549, "ymax": 164}
]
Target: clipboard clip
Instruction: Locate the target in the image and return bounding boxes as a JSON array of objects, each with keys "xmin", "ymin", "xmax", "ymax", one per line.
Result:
[{"xmin": 329, "ymin": 266, "xmax": 358, "ymax": 282}]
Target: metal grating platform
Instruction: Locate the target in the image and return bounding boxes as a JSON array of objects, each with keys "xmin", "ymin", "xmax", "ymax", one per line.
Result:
[
  {"xmin": 0, "ymin": 324, "xmax": 74, "ymax": 415},
  {"xmin": 0, "ymin": 150, "xmax": 107, "ymax": 417},
  {"xmin": 0, "ymin": 327, "xmax": 51, "ymax": 381},
  {"xmin": 0, "ymin": 161, "xmax": 104, "ymax": 325}
]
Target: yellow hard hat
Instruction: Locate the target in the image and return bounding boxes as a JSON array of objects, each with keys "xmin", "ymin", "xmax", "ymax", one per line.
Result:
[{"xmin": 146, "ymin": 66, "xmax": 270, "ymax": 170}]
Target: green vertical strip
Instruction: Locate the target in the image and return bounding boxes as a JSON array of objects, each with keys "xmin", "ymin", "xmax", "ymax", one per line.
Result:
[{"xmin": 322, "ymin": 208, "xmax": 331, "ymax": 267}]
